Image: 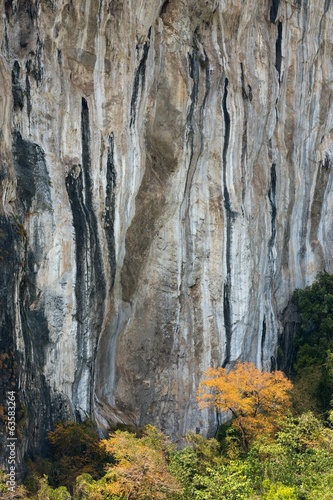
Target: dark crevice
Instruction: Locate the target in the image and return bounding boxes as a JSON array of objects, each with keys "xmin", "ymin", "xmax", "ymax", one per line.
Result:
[
  {"xmin": 65, "ymin": 98, "xmax": 106, "ymax": 413},
  {"xmin": 25, "ymin": 75, "xmax": 32, "ymax": 123},
  {"xmin": 240, "ymin": 64, "xmax": 249, "ymax": 203},
  {"xmin": 4, "ymin": 0, "xmax": 13, "ymax": 20},
  {"xmin": 130, "ymin": 27, "xmax": 152, "ymax": 127},
  {"xmin": 160, "ymin": 0, "xmax": 170, "ymax": 16},
  {"xmin": 222, "ymin": 78, "xmax": 231, "ymax": 217},
  {"xmin": 240, "ymin": 63, "xmax": 246, "ymax": 100},
  {"xmin": 182, "ymin": 40, "xmax": 210, "ymax": 213},
  {"xmin": 199, "ymin": 49, "xmax": 210, "ymax": 152},
  {"xmin": 275, "ymin": 22, "xmax": 282, "ymax": 80},
  {"xmin": 323, "ymin": 152, "xmax": 331, "ymax": 169},
  {"xmin": 270, "ymin": 0, "xmax": 280, "ymax": 23},
  {"xmin": 32, "ymin": 34, "xmax": 44, "ymax": 85},
  {"xmin": 240, "ymin": 63, "xmax": 252, "ymax": 102},
  {"xmin": 181, "ymin": 48, "xmax": 200, "ymax": 202},
  {"xmin": 261, "ymin": 316, "xmax": 267, "ymax": 366},
  {"xmin": 57, "ymin": 49, "xmax": 62, "ymax": 65},
  {"xmin": 81, "ymin": 98, "xmax": 95, "ymax": 201},
  {"xmin": 182, "ymin": 40, "xmax": 211, "ymax": 207},
  {"xmin": 12, "ymin": 61, "xmax": 24, "ymax": 110},
  {"xmin": 222, "ymin": 284, "xmax": 232, "ymax": 368},
  {"xmin": 268, "ymin": 163, "xmax": 277, "ymax": 255},
  {"xmin": 104, "ymin": 133, "xmax": 117, "ymax": 290},
  {"xmin": 222, "ymin": 78, "xmax": 233, "ymax": 368},
  {"xmin": 324, "ymin": 0, "xmax": 331, "ymax": 14},
  {"xmin": 241, "ymin": 115, "xmax": 247, "ymax": 203},
  {"xmin": 187, "ymin": 49, "xmax": 200, "ymax": 139}
]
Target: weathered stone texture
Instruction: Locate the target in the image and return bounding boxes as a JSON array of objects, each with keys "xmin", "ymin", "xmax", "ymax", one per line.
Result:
[{"xmin": 1, "ymin": 0, "xmax": 333, "ymax": 454}]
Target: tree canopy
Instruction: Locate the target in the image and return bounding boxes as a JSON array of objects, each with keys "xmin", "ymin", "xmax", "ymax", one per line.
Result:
[
  {"xmin": 292, "ymin": 272, "xmax": 333, "ymax": 416},
  {"xmin": 197, "ymin": 362, "xmax": 293, "ymax": 449},
  {"xmin": 95, "ymin": 425, "xmax": 180, "ymax": 499}
]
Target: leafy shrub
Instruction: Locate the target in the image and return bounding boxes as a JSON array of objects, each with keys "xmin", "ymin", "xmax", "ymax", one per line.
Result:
[{"xmin": 292, "ymin": 272, "xmax": 333, "ymax": 416}]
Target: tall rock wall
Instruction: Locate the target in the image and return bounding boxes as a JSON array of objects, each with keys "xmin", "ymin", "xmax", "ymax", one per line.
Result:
[{"xmin": 1, "ymin": 0, "xmax": 333, "ymax": 456}]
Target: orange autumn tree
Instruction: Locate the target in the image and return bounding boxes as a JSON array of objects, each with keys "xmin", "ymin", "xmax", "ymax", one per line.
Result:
[
  {"xmin": 197, "ymin": 362, "xmax": 293, "ymax": 449},
  {"xmin": 99, "ymin": 425, "xmax": 181, "ymax": 499}
]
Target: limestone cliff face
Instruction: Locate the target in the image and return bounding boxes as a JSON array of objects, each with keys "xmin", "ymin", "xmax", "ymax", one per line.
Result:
[{"xmin": 1, "ymin": 0, "xmax": 333, "ymax": 456}]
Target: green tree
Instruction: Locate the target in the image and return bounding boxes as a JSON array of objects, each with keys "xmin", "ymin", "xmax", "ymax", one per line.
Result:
[
  {"xmin": 35, "ymin": 476, "xmax": 71, "ymax": 500},
  {"xmin": 169, "ymin": 434, "xmax": 224, "ymax": 499},
  {"xmin": 169, "ymin": 433, "xmax": 258, "ymax": 500},
  {"xmin": 262, "ymin": 480, "xmax": 297, "ymax": 500},
  {"xmin": 292, "ymin": 272, "xmax": 333, "ymax": 416},
  {"xmin": 0, "ymin": 469, "xmax": 29, "ymax": 499},
  {"xmin": 246, "ymin": 412, "xmax": 333, "ymax": 498},
  {"xmin": 46, "ymin": 420, "xmax": 108, "ymax": 493}
]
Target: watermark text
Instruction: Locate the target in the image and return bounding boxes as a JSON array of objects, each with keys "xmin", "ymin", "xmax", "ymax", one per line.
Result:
[{"xmin": 5, "ymin": 391, "xmax": 17, "ymax": 493}]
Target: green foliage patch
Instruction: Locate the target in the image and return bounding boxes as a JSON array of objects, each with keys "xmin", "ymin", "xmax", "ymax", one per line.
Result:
[{"xmin": 292, "ymin": 272, "xmax": 333, "ymax": 416}]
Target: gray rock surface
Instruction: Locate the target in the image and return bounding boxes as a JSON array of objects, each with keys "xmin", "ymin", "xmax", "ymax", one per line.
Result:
[{"xmin": 1, "ymin": 0, "xmax": 333, "ymax": 455}]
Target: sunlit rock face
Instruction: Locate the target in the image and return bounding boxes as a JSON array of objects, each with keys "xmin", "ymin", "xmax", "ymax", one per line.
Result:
[{"xmin": 1, "ymin": 0, "xmax": 333, "ymax": 455}]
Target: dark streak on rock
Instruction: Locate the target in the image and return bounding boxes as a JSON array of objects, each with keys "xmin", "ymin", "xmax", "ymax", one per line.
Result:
[
  {"xmin": 104, "ymin": 133, "xmax": 117, "ymax": 290},
  {"xmin": 57, "ymin": 49, "xmax": 62, "ymax": 65},
  {"xmin": 222, "ymin": 79, "xmax": 231, "ymax": 217},
  {"xmin": 4, "ymin": 0, "xmax": 13, "ymax": 20},
  {"xmin": 33, "ymin": 35, "xmax": 44, "ymax": 85},
  {"xmin": 130, "ymin": 27, "xmax": 151, "ymax": 127},
  {"xmin": 179, "ymin": 45, "xmax": 202, "ymax": 216},
  {"xmin": 181, "ymin": 42, "xmax": 210, "ymax": 250},
  {"xmin": 270, "ymin": 0, "xmax": 280, "ymax": 23},
  {"xmin": 20, "ymin": 250, "xmax": 50, "ymax": 368},
  {"xmin": 186, "ymin": 49, "xmax": 199, "ymax": 150},
  {"xmin": 222, "ymin": 78, "xmax": 233, "ymax": 368},
  {"xmin": 199, "ymin": 49, "xmax": 210, "ymax": 152},
  {"xmin": 160, "ymin": 0, "xmax": 170, "ymax": 16},
  {"xmin": 275, "ymin": 22, "xmax": 282, "ymax": 80},
  {"xmin": 7, "ymin": 133, "xmax": 61, "ymax": 463},
  {"xmin": 323, "ymin": 152, "xmax": 331, "ymax": 169},
  {"xmin": 222, "ymin": 284, "xmax": 232, "ymax": 368},
  {"xmin": 261, "ymin": 316, "xmax": 266, "ymax": 366},
  {"xmin": 13, "ymin": 131, "xmax": 52, "ymax": 214},
  {"xmin": 25, "ymin": 75, "xmax": 32, "ymax": 123},
  {"xmin": 324, "ymin": 0, "xmax": 331, "ymax": 14},
  {"xmin": 309, "ymin": 155, "xmax": 330, "ymax": 245},
  {"xmin": 240, "ymin": 65, "xmax": 249, "ymax": 203},
  {"xmin": 0, "ymin": 217, "xmax": 19, "ymax": 400},
  {"xmin": 0, "ymin": 215, "xmax": 36, "ymax": 472},
  {"xmin": 268, "ymin": 163, "xmax": 277, "ymax": 256},
  {"xmin": 65, "ymin": 98, "xmax": 106, "ymax": 413},
  {"xmin": 240, "ymin": 62, "xmax": 246, "ymax": 100},
  {"xmin": 240, "ymin": 63, "xmax": 252, "ymax": 102},
  {"xmin": 12, "ymin": 61, "xmax": 24, "ymax": 110}
]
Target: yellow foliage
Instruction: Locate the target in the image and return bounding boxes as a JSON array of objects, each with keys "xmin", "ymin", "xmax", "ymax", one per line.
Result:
[
  {"xmin": 101, "ymin": 426, "xmax": 181, "ymax": 499},
  {"xmin": 197, "ymin": 362, "xmax": 293, "ymax": 448}
]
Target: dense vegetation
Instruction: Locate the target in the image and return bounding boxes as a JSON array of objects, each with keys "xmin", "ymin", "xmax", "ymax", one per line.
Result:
[
  {"xmin": 291, "ymin": 272, "xmax": 333, "ymax": 417},
  {"xmin": 2, "ymin": 410, "xmax": 333, "ymax": 499},
  {"xmin": 1, "ymin": 273, "xmax": 333, "ymax": 499}
]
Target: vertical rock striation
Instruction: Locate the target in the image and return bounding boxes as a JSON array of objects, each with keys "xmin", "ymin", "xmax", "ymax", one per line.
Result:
[{"xmin": 1, "ymin": 0, "xmax": 333, "ymax": 457}]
